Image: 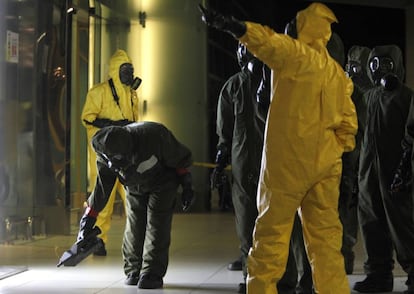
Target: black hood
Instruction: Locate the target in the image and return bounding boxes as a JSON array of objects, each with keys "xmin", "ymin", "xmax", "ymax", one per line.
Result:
[
  {"xmin": 347, "ymin": 45, "xmax": 373, "ymax": 91},
  {"xmin": 326, "ymin": 32, "xmax": 345, "ymax": 67},
  {"xmin": 92, "ymin": 126, "xmax": 133, "ymax": 156},
  {"xmin": 367, "ymin": 45, "xmax": 405, "ymax": 85}
]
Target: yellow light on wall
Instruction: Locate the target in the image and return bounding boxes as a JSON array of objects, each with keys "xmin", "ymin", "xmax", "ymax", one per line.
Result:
[
  {"xmin": 138, "ymin": 18, "xmax": 165, "ymax": 122},
  {"xmin": 88, "ymin": 13, "xmax": 95, "ymax": 90}
]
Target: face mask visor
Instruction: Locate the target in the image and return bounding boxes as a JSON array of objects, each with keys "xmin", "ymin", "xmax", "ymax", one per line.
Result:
[
  {"xmin": 102, "ymin": 153, "xmax": 131, "ymax": 173},
  {"xmin": 345, "ymin": 62, "xmax": 362, "ymax": 78},
  {"xmin": 119, "ymin": 63, "xmax": 134, "ymax": 86},
  {"xmin": 369, "ymin": 56, "xmax": 394, "ymax": 74}
]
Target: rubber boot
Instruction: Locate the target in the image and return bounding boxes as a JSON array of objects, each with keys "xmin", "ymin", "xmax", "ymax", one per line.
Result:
[
  {"xmin": 353, "ymin": 273, "xmax": 393, "ymax": 293},
  {"xmin": 228, "ymin": 257, "xmax": 242, "ymax": 271},
  {"xmin": 405, "ymin": 275, "xmax": 414, "ymax": 294}
]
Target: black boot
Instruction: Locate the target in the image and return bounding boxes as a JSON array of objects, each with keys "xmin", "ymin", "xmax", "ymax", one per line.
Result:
[
  {"xmin": 124, "ymin": 272, "xmax": 139, "ymax": 285},
  {"xmin": 227, "ymin": 257, "xmax": 242, "ymax": 271},
  {"xmin": 137, "ymin": 273, "xmax": 163, "ymax": 289},
  {"xmin": 353, "ymin": 274, "xmax": 393, "ymax": 293},
  {"xmin": 405, "ymin": 275, "xmax": 414, "ymax": 294},
  {"xmin": 237, "ymin": 282, "xmax": 246, "ymax": 294},
  {"xmin": 93, "ymin": 241, "xmax": 107, "ymax": 256}
]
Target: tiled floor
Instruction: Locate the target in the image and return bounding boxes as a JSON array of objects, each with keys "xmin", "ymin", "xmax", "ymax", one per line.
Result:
[{"xmin": 0, "ymin": 210, "xmax": 409, "ymax": 293}]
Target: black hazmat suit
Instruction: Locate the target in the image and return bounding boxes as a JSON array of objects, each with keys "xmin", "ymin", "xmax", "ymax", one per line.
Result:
[
  {"xmin": 358, "ymin": 45, "xmax": 414, "ymax": 278},
  {"xmin": 215, "ymin": 54, "xmax": 266, "ymax": 282},
  {"xmin": 340, "ymin": 45, "xmax": 372, "ymax": 274},
  {"xmin": 89, "ymin": 122, "xmax": 193, "ymax": 279}
]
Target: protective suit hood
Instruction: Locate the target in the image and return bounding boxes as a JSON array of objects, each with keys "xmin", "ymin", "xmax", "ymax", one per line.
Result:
[
  {"xmin": 367, "ymin": 45, "xmax": 405, "ymax": 85},
  {"xmin": 296, "ymin": 2, "xmax": 338, "ymax": 52},
  {"xmin": 347, "ymin": 45, "xmax": 372, "ymax": 90},
  {"xmin": 92, "ymin": 126, "xmax": 133, "ymax": 156},
  {"xmin": 108, "ymin": 49, "xmax": 133, "ymax": 85},
  {"xmin": 348, "ymin": 46, "xmax": 370, "ymax": 66},
  {"xmin": 326, "ymin": 32, "xmax": 345, "ymax": 67}
]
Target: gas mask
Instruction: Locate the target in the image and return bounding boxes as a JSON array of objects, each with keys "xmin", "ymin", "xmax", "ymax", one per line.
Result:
[
  {"xmin": 346, "ymin": 60, "xmax": 373, "ymax": 91},
  {"xmin": 345, "ymin": 61, "xmax": 362, "ymax": 78},
  {"xmin": 119, "ymin": 63, "xmax": 142, "ymax": 90},
  {"xmin": 96, "ymin": 126, "xmax": 134, "ymax": 173},
  {"xmin": 380, "ymin": 73, "xmax": 399, "ymax": 91},
  {"xmin": 237, "ymin": 43, "xmax": 254, "ymax": 69},
  {"xmin": 102, "ymin": 153, "xmax": 131, "ymax": 173},
  {"xmin": 369, "ymin": 56, "xmax": 395, "ymax": 86},
  {"xmin": 284, "ymin": 18, "xmax": 297, "ymax": 39}
]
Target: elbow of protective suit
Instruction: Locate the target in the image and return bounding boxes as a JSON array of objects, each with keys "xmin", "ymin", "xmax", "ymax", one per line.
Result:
[{"xmin": 337, "ymin": 134, "xmax": 355, "ymax": 153}]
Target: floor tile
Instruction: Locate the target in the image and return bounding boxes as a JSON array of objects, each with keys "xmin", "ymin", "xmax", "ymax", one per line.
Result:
[{"xmin": 0, "ymin": 212, "xmax": 410, "ymax": 293}]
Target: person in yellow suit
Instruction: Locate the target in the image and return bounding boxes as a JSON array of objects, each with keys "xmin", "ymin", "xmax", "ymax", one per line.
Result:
[
  {"xmin": 200, "ymin": 3, "xmax": 357, "ymax": 294},
  {"xmin": 81, "ymin": 49, "xmax": 141, "ymax": 255}
]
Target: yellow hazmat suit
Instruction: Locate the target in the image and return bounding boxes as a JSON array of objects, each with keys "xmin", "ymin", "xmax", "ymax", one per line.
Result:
[
  {"xmin": 239, "ymin": 3, "xmax": 357, "ymax": 294},
  {"xmin": 81, "ymin": 50, "xmax": 140, "ymax": 244}
]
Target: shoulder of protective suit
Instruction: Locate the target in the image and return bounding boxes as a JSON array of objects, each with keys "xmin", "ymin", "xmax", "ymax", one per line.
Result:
[
  {"xmin": 221, "ymin": 71, "xmax": 246, "ymax": 91},
  {"xmin": 87, "ymin": 81, "xmax": 110, "ymax": 97}
]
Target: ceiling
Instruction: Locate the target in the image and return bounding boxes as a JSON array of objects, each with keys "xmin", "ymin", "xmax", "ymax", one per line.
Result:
[{"xmin": 316, "ymin": 0, "xmax": 414, "ymax": 9}]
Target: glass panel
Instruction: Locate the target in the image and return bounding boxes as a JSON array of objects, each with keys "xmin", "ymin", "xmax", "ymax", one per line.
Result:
[{"xmin": 0, "ymin": 0, "xmax": 72, "ymax": 238}]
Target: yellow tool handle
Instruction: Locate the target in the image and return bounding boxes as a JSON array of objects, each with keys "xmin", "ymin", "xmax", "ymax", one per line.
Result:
[{"xmin": 193, "ymin": 161, "xmax": 231, "ymax": 170}]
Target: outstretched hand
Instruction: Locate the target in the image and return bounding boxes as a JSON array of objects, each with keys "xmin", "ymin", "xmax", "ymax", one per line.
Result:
[
  {"xmin": 198, "ymin": 4, "xmax": 226, "ymax": 30},
  {"xmin": 210, "ymin": 168, "xmax": 227, "ymax": 190},
  {"xmin": 198, "ymin": 3, "xmax": 246, "ymax": 38}
]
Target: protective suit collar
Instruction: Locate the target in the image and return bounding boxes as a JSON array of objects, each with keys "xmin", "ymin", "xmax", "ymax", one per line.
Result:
[
  {"xmin": 296, "ymin": 2, "xmax": 338, "ymax": 52},
  {"xmin": 367, "ymin": 45, "xmax": 404, "ymax": 85}
]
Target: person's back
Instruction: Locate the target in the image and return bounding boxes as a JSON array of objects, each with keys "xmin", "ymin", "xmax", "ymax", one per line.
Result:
[
  {"xmin": 243, "ymin": 6, "xmax": 356, "ymax": 293},
  {"xmin": 263, "ymin": 40, "xmax": 354, "ymax": 189},
  {"xmin": 200, "ymin": 3, "xmax": 357, "ymax": 293}
]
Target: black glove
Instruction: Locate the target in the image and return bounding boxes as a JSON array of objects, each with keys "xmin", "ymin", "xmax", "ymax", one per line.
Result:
[
  {"xmin": 211, "ymin": 168, "xmax": 229, "ymax": 190},
  {"xmin": 390, "ymin": 148, "xmax": 412, "ymax": 194},
  {"xmin": 77, "ymin": 208, "xmax": 98, "ymax": 243},
  {"xmin": 182, "ymin": 187, "xmax": 195, "ymax": 212},
  {"xmin": 178, "ymin": 172, "xmax": 195, "ymax": 211},
  {"xmin": 85, "ymin": 118, "xmax": 131, "ymax": 128},
  {"xmin": 210, "ymin": 146, "xmax": 229, "ymax": 189},
  {"xmin": 198, "ymin": 4, "xmax": 246, "ymax": 38}
]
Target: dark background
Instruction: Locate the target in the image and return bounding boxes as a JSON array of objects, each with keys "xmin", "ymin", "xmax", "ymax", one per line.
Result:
[{"xmin": 205, "ymin": 0, "xmax": 406, "ymax": 160}]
